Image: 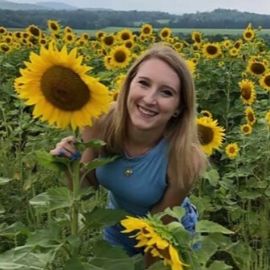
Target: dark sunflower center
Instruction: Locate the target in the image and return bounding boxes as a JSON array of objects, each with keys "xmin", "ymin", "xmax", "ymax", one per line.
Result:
[
  {"xmin": 143, "ymin": 27, "xmax": 151, "ymax": 34},
  {"xmin": 251, "ymin": 63, "xmax": 265, "ymax": 74},
  {"xmin": 195, "ymin": 34, "xmax": 201, "ymax": 43},
  {"xmin": 229, "ymin": 147, "xmax": 235, "ymax": 154},
  {"xmin": 264, "ymin": 75, "xmax": 270, "ymax": 86},
  {"xmin": 121, "ymin": 33, "xmax": 130, "ymax": 40},
  {"xmin": 241, "ymin": 88, "xmax": 251, "ymax": 99},
  {"xmin": 248, "ymin": 112, "xmax": 254, "ymax": 122},
  {"xmin": 162, "ymin": 31, "xmax": 168, "ymax": 37},
  {"xmin": 207, "ymin": 45, "xmax": 218, "ymax": 55},
  {"xmin": 198, "ymin": 125, "xmax": 214, "ymax": 145},
  {"xmin": 245, "ymin": 32, "xmax": 252, "ymax": 38},
  {"xmin": 50, "ymin": 23, "xmax": 58, "ymax": 31},
  {"xmin": 29, "ymin": 26, "xmax": 40, "ymax": 37},
  {"xmin": 41, "ymin": 65, "xmax": 90, "ymax": 111},
  {"xmin": 104, "ymin": 36, "xmax": 114, "ymax": 46},
  {"xmin": 114, "ymin": 50, "xmax": 126, "ymax": 63}
]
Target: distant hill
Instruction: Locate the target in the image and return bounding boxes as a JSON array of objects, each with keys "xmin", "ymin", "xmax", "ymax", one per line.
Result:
[{"xmin": 0, "ymin": 0, "xmax": 77, "ymax": 10}]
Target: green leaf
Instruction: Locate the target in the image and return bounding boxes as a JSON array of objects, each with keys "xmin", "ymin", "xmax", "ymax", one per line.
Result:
[
  {"xmin": 0, "ymin": 177, "xmax": 13, "ymax": 186},
  {"xmin": 0, "ymin": 222, "xmax": 29, "ymax": 238},
  {"xmin": 64, "ymin": 257, "xmax": 86, "ymax": 270},
  {"xmin": 90, "ymin": 240, "xmax": 135, "ymax": 270},
  {"xmin": 197, "ymin": 220, "xmax": 234, "ymax": 234},
  {"xmin": 208, "ymin": 260, "xmax": 233, "ymax": 269},
  {"xmin": 78, "ymin": 139, "xmax": 106, "ymax": 149},
  {"xmin": 29, "ymin": 187, "xmax": 72, "ymax": 212},
  {"xmin": 84, "ymin": 207, "xmax": 127, "ymax": 228},
  {"xmin": 84, "ymin": 156, "xmax": 119, "ymax": 171},
  {"xmin": 35, "ymin": 150, "xmax": 66, "ymax": 171},
  {"xmin": 203, "ymin": 169, "xmax": 220, "ymax": 187}
]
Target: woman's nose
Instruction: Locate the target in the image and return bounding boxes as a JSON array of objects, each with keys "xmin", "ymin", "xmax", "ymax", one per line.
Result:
[{"xmin": 143, "ymin": 89, "xmax": 157, "ymax": 104}]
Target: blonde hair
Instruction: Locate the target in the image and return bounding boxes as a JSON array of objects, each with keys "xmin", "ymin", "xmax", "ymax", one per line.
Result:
[{"xmin": 102, "ymin": 43, "xmax": 206, "ymax": 191}]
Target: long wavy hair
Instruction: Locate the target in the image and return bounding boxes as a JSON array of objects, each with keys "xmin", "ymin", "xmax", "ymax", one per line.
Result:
[{"xmin": 101, "ymin": 43, "xmax": 206, "ymax": 190}]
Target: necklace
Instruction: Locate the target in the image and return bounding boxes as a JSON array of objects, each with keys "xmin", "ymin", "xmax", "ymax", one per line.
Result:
[{"xmin": 124, "ymin": 167, "xmax": 133, "ymax": 177}]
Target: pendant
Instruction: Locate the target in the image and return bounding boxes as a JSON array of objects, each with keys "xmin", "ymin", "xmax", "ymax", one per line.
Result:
[{"xmin": 124, "ymin": 167, "xmax": 133, "ymax": 177}]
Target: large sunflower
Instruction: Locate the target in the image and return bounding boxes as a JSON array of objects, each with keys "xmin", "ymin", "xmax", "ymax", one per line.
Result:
[
  {"xmin": 14, "ymin": 43, "xmax": 112, "ymax": 130},
  {"xmin": 202, "ymin": 42, "xmax": 222, "ymax": 59},
  {"xmin": 197, "ymin": 116, "xmax": 225, "ymax": 156},
  {"xmin": 238, "ymin": 79, "xmax": 256, "ymax": 105},
  {"xmin": 121, "ymin": 216, "xmax": 185, "ymax": 270}
]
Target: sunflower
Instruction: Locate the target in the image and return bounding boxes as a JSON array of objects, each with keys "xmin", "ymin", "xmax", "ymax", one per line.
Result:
[
  {"xmin": 243, "ymin": 25, "xmax": 255, "ymax": 41},
  {"xmin": 117, "ymin": 29, "xmax": 133, "ymax": 42},
  {"xmin": 197, "ymin": 116, "xmax": 225, "ymax": 156},
  {"xmin": 0, "ymin": 26, "xmax": 7, "ymax": 34},
  {"xmin": 259, "ymin": 72, "xmax": 270, "ymax": 92},
  {"xmin": 202, "ymin": 42, "xmax": 222, "ymax": 59},
  {"xmin": 64, "ymin": 33, "xmax": 76, "ymax": 44},
  {"xmin": 102, "ymin": 34, "xmax": 115, "ymax": 47},
  {"xmin": 173, "ymin": 42, "xmax": 183, "ymax": 51},
  {"xmin": 47, "ymin": 20, "xmax": 60, "ymax": 33},
  {"xmin": 108, "ymin": 45, "xmax": 131, "ymax": 69},
  {"xmin": 229, "ymin": 48, "xmax": 239, "ymax": 57},
  {"xmin": 141, "ymin": 23, "xmax": 153, "ymax": 36},
  {"xmin": 14, "ymin": 43, "xmax": 112, "ymax": 130},
  {"xmin": 265, "ymin": 111, "xmax": 270, "ymax": 126},
  {"xmin": 64, "ymin": 26, "xmax": 73, "ymax": 34},
  {"xmin": 159, "ymin": 27, "xmax": 172, "ymax": 40},
  {"xmin": 225, "ymin": 143, "xmax": 240, "ymax": 159},
  {"xmin": 244, "ymin": 107, "xmax": 256, "ymax": 125},
  {"xmin": 238, "ymin": 79, "xmax": 256, "ymax": 105},
  {"xmin": 0, "ymin": 42, "xmax": 10, "ymax": 53},
  {"xmin": 185, "ymin": 59, "xmax": 196, "ymax": 75},
  {"xmin": 121, "ymin": 216, "xmax": 185, "ymax": 270},
  {"xmin": 247, "ymin": 58, "xmax": 266, "ymax": 76},
  {"xmin": 26, "ymin": 24, "xmax": 41, "ymax": 38},
  {"xmin": 124, "ymin": 40, "xmax": 134, "ymax": 49},
  {"xmin": 240, "ymin": 123, "xmax": 253, "ymax": 135},
  {"xmin": 234, "ymin": 39, "xmax": 242, "ymax": 49},
  {"xmin": 95, "ymin": 31, "xmax": 105, "ymax": 40},
  {"xmin": 191, "ymin": 31, "xmax": 202, "ymax": 43}
]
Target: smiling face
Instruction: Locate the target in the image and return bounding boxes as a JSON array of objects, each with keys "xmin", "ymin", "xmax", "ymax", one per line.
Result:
[{"xmin": 126, "ymin": 57, "xmax": 181, "ymax": 135}]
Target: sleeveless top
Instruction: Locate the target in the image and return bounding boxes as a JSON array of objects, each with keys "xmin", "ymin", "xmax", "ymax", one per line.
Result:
[
  {"xmin": 95, "ymin": 138, "xmax": 169, "ymax": 216},
  {"xmin": 95, "ymin": 138, "xmax": 198, "ymax": 255}
]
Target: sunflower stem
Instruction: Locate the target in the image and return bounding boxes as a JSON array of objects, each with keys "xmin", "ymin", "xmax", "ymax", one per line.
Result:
[{"xmin": 70, "ymin": 160, "xmax": 80, "ymax": 237}]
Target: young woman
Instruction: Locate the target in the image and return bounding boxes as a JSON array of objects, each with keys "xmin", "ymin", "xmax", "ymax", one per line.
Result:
[{"xmin": 51, "ymin": 44, "xmax": 206, "ymax": 261}]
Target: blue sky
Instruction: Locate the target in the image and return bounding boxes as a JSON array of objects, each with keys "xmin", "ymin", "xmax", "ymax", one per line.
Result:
[{"xmin": 8, "ymin": 0, "xmax": 270, "ymax": 15}]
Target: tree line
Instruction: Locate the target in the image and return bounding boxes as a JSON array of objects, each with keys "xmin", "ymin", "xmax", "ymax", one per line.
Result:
[{"xmin": 1, "ymin": 8, "xmax": 270, "ymax": 29}]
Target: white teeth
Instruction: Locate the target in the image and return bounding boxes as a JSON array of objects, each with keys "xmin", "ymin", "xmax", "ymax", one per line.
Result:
[{"xmin": 138, "ymin": 106, "xmax": 157, "ymax": 117}]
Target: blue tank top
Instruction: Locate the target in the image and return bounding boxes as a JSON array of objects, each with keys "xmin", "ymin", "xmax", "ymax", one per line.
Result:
[{"xmin": 95, "ymin": 138, "xmax": 169, "ymax": 216}]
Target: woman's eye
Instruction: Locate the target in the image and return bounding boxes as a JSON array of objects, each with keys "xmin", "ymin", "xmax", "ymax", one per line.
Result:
[
  {"xmin": 161, "ymin": 90, "xmax": 173, "ymax": 97},
  {"xmin": 138, "ymin": 80, "xmax": 149, "ymax": 87}
]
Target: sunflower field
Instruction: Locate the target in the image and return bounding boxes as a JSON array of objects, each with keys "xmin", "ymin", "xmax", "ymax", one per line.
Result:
[{"xmin": 0, "ymin": 20, "xmax": 270, "ymax": 270}]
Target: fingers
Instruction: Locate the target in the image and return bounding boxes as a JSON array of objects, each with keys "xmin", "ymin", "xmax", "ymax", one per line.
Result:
[{"xmin": 50, "ymin": 136, "xmax": 77, "ymax": 158}]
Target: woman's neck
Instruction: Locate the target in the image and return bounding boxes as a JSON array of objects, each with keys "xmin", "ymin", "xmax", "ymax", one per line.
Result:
[{"xmin": 125, "ymin": 126, "xmax": 163, "ymax": 157}]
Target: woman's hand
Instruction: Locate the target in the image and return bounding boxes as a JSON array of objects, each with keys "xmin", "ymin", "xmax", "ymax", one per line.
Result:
[{"xmin": 50, "ymin": 136, "xmax": 80, "ymax": 160}]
